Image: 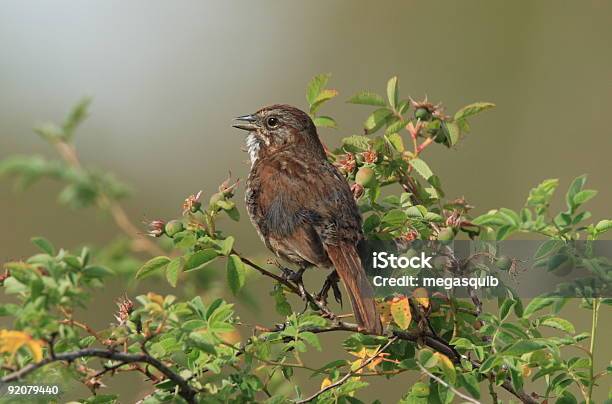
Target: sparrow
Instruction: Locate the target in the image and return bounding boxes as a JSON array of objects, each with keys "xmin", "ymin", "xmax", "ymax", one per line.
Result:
[{"xmin": 233, "ymin": 104, "xmax": 382, "ymax": 333}]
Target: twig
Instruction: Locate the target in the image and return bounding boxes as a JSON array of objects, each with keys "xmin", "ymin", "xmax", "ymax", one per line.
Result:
[
  {"xmin": 295, "ymin": 337, "xmax": 398, "ymax": 403},
  {"xmin": 0, "ymin": 348, "xmax": 197, "ymax": 404},
  {"xmin": 52, "ymin": 140, "xmax": 165, "ymax": 257},
  {"xmin": 417, "ymin": 362, "xmax": 481, "ymax": 404},
  {"xmin": 232, "ymin": 255, "xmax": 537, "ymax": 403}
]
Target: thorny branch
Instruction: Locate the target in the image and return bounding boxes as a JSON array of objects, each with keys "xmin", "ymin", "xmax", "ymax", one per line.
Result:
[
  {"xmin": 233, "ymin": 253, "xmax": 538, "ymax": 403},
  {"xmin": 0, "ymin": 348, "xmax": 198, "ymax": 404}
]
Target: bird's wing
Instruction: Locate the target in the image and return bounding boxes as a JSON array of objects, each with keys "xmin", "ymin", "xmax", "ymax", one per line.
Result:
[{"xmin": 249, "ymin": 151, "xmax": 381, "ymax": 332}]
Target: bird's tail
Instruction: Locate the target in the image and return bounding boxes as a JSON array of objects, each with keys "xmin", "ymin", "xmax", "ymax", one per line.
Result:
[{"xmin": 325, "ymin": 243, "xmax": 382, "ymax": 334}]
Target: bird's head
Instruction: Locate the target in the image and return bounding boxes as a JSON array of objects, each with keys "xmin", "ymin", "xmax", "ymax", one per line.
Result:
[{"xmin": 233, "ymin": 104, "xmax": 324, "ymax": 164}]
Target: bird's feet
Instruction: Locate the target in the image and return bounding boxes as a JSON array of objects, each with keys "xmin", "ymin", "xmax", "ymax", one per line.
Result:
[
  {"xmin": 317, "ymin": 271, "xmax": 343, "ymax": 307},
  {"xmin": 280, "ymin": 266, "xmax": 305, "ymax": 283}
]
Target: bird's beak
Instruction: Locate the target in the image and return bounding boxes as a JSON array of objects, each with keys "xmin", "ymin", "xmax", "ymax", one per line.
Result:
[{"xmin": 232, "ymin": 114, "xmax": 258, "ymax": 131}]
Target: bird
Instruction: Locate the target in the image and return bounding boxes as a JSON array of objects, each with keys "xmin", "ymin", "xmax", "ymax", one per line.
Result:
[{"xmin": 233, "ymin": 104, "xmax": 382, "ymax": 333}]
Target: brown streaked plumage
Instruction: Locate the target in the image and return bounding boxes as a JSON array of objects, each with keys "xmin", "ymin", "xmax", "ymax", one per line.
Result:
[{"xmin": 233, "ymin": 104, "xmax": 382, "ymax": 333}]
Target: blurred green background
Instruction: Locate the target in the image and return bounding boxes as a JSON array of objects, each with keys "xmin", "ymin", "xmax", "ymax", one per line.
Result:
[{"xmin": 0, "ymin": 1, "xmax": 610, "ymax": 402}]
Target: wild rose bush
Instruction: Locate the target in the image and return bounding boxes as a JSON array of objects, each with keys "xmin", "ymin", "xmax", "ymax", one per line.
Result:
[{"xmin": 0, "ymin": 75, "xmax": 610, "ymax": 404}]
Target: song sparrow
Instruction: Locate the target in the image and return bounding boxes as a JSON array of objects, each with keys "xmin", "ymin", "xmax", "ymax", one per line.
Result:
[{"xmin": 233, "ymin": 104, "xmax": 382, "ymax": 333}]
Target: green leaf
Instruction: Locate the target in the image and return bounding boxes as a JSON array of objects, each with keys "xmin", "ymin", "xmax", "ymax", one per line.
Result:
[
  {"xmin": 227, "ymin": 254, "xmax": 246, "ymax": 295},
  {"xmin": 454, "ymin": 102, "xmax": 495, "ymax": 121},
  {"xmin": 136, "ymin": 256, "xmax": 170, "ymax": 280},
  {"xmin": 387, "ymin": 76, "xmax": 399, "ymax": 109},
  {"xmin": 34, "ymin": 123, "xmax": 64, "ymax": 142},
  {"xmin": 382, "ymin": 209, "xmax": 407, "ymax": 226},
  {"xmin": 184, "ymin": 249, "xmax": 219, "ymax": 272},
  {"xmin": 385, "ymin": 133, "xmax": 405, "ymax": 152},
  {"xmin": 385, "ymin": 118, "xmax": 407, "ymax": 135},
  {"xmin": 498, "ymin": 208, "xmax": 520, "ymax": 227},
  {"xmin": 174, "ymin": 231, "xmax": 196, "ymax": 249},
  {"xmin": 460, "ymin": 373, "xmax": 481, "ymax": 399},
  {"xmin": 313, "ymin": 116, "xmax": 337, "ymax": 128},
  {"xmin": 306, "ymin": 73, "xmax": 330, "ymax": 105},
  {"xmin": 166, "ymin": 257, "xmax": 182, "ymax": 287},
  {"xmin": 572, "ymin": 189, "xmax": 597, "ymax": 207},
  {"xmin": 346, "ymin": 91, "xmax": 386, "ymax": 107},
  {"xmin": 82, "ymin": 265, "xmax": 114, "ymax": 278},
  {"xmin": 188, "ymin": 332, "xmax": 217, "ymax": 355},
  {"xmin": 502, "ymin": 339, "xmax": 546, "ymax": 356},
  {"xmin": 63, "ymin": 97, "xmax": 92, "ymax": 140},
  {"xmin": 595, "ymin": 219, "xmax": 612, "ymax": 234},
  {"xmin": 364, "ymin": 108, "xmax": 392, "ymax": 133},
  {"xmin": 540, "ymin": 317, "xmax": 575, "ymax": 334},
  {"xmin": 523, "ymin": 297, "xmax": 556, "ymax": 318},
  {"xmin": 225, "ymin": 206, "xmax": 240, "ymax": 221},
  {"xmin": 342, "ymin": 135, "xmax": 370, "ymax": 152},
  {"xmin": 499, "ymin": 299, "xmax": 515, "ymax": 321},
  {"xmin": 218, "ymin": 236, "xmax": 235, "ymax": 256},
  {"xmin": 30, "ymin": 237, "xmax": 55, "ymax": 256},
  {"xmin": 534, "ymin": 240, "xmax": 564, "ymax": 260},
  {"xmin": 310, "ymin": 89, "xmax": 338, "ymax": 114},
  {"xmin": 409, "ymin": 158, "xmax": 433, "ymax": 180},
  {"xmin": 271, "ymin": 283, "xmax": 292, "ymax": 316},
  {"xmin": 565, "ymin": 175, "xmax": 587, "ymax": 211},
  {"xmin": 527, "ymin": 178, "xmax": 559, "ymax": 207},
  {"xmin": 362, "ymin": 214, "xmax": 380, "ymax": 233},
  {"xmin": 445, "ymin": 121, "xmax": 460, "ymax": 146},
  {"xmin": 555, "ymin": 391, "xmax": 577, "ymax": 404},
  {"xmin": 300, "ymin": 331, "xmax": 322, "ymax": 351}
]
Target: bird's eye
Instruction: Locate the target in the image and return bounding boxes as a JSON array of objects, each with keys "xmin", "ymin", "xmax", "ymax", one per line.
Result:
[{"xmin": 266, "ymin": 117, "xmax": 279, "ymax": 128}]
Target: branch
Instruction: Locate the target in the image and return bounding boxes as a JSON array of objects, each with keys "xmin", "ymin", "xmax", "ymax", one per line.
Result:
[
  {"xmin": 0, "ymin": 348, "xmax": 197, "ymax": 404},
  {"xmin": 236, "ymin": 254, "xmax": 537, "ymax": 404},
  {"xmin": 295, "ymin": 337, "xmax": 398, "ymax": 403}
]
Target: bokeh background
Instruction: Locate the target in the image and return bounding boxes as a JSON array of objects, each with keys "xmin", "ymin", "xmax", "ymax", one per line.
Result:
[{"xmin": 1, "ymin": 1, "xmax": 610, "ymax": 402}]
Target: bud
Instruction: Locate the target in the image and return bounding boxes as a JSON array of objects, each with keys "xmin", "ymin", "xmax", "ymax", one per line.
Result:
[
  {"xmin": 402, "ymin": 230, "xmax": 418, "ymax": 241},
  {"xmin": 337, "ymin": 153, "xmax": 356, "ymax": 174},
  {"xmin": 351, "ymin": 183, "xmax": 364, "ymax": 199},
  {"xmin": 209, "ymin": 192, "xmax": 223, "ymax": 208},
  {"xmin": 361, "ymin": 149, "xmax": 378, "ymax": 164},
  {"xmin": 410, "ymin": 97, "xmax": 444, "ymax": 121},
  {"xmin": 84, "ymin": 377, "xmax": 106, "ymax": 392},
  {"xmin": 445, "ymin": 211, "xmax": 461, "ymax": 228},
  {"xmin": 164, "ymin": 220, "xmax": 184, "ymax": 237},
  {"xmin": 415, "ymin": 107, "xmax": 432, "ymax": 121},
  {"xmin": 146, "ymin": 220, "xmax": 166, "ymax": 237},
  {"xmin": 355, "ymin": 167, "xmax": 376, "ymax": 188},
  {"xmin": 183, "ymin": 191, "xmax": 203, "ymax": 214},
  {"xmin": 0, "ymin": 269, "xmax": 9, "ymax": 284},
  {"xmin": 114, "ymin": 296, "xmax": 134, "ymax": 325},
  {"xmin": 219, "ymin": 172, "xmax": 240, "ymax": 197},
  {"xmin": 495, "ymin": 256, "xmax": 512, "ymax": 271},
  {"xmin": 437, "ymin": 227, "xmax": 456, "ymax": 241},
  {"xmin": 548, "ymin": 253, "xmax": 574, "ymax": 277}
]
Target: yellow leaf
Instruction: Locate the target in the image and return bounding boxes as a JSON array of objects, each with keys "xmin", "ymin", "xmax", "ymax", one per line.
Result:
[
  {"xmin": 413, "ymin": 288, "xmax": 430, "ymax": 309},
  {"xmin": 0, "ymin": 330, "xmax": 44, "ymax": 363},
  {"xmin": 433, "ymin": 352, "xmax": 453, "ymax": 370},
  {"xmin": 376, "ymin": 299, "xmax": 393, "ymax": 326},
  {"xmin": 349, "ymin": 346, "xmax": 387, "ymax": 371},
  {"xmin": 320, "ymin": 377, "xmax": 332, "ymax": 389},
  {"xmin": 146, "ymin": 292, "xmax": 164, "ymax": 306},
  {"xmin": 521, "ymin": 364, "xmax": 532, "ymax": 377},
  {"xmin": 390, "ymin": 295, "xmax": 412, "ymax": 330},
  {"xmin": 218, "ymin": 330, "xmax": 241, "ymax": 345}
]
